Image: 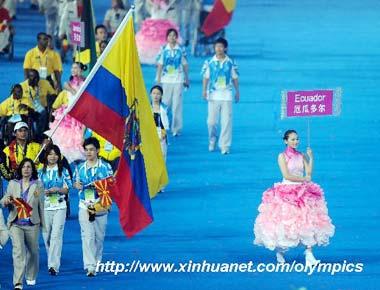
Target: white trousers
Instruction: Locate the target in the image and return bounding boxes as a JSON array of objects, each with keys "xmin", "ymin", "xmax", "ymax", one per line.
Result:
[
  {"xmin": 162, "ymin": 82, "xmax": 184, "ymax": 134},
  {"xmin": 78, "ymin": 208, "xmax": 108, "ymax": 272},
  {"xmin": 179, "ymin": 0, "xmax": 201, "ymax": 44},
  {"xmin": 207, "ymin": 100, "xmax": 233, "ymax": 150},
  {"xmin": 160, "ymin": 138, "xmax": 167, "ymax": 161},
  {"xmin": 42, "ymin": 208, "xmax": 66, "ymax": 271}
]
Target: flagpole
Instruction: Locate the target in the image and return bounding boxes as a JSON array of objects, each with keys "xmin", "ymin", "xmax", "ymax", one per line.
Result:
[
  {"xmin": 34, "ymin": 6, "xmax": 135, "ymax": 162},
  {"xmin": 307, "ymin": 118, "xmax": 311, "ymax": 148}
]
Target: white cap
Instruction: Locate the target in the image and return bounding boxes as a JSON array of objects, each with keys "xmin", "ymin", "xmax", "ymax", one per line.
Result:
[{"xmin": 13, "ymin": 122, "xmax": 29, "ymax": 132}]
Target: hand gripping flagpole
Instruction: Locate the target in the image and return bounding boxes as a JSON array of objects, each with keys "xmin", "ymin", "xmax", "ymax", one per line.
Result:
[{"xmin": 34, "ymin": 6, "xmax": 136, "ymax": 162}]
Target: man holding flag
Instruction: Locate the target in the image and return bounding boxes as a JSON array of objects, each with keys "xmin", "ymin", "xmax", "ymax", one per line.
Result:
[
  {"xmin": 48, "ymin": 6, "xmax": 168, "ymax": 272},
  {"xmin": 74, "ymin": 137, "xmax": 113, "ymax": 277}
]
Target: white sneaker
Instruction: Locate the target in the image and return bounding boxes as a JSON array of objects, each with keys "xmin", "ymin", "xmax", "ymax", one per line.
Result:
[
  {"xmin": 26, "ymin": 279, "xmax": 36, "ymax": 286},
  {"xmin": 276, "ymin": 251, "xmax": 285, "ymax": 263},
  {"xmin": 221, "ymin": 149, "xmax": 230, "ymax": 155},
  {"xmin": 304, "ymin": 249, "xmax": 320, "ymax": 267}
]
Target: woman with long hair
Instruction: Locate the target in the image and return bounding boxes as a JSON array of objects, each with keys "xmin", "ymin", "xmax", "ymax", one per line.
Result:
[{"xmin": 39, "ymin": 144, "xmax": 72, "ymax": 276}]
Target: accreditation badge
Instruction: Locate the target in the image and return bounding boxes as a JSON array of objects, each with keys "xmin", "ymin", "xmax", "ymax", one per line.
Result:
[
  {"xmin": 216, "ymin": 76, "xmax": 227, "ymax": 89},
  {"xmin": 104, "ymin": 141, "xmax": 114, "ymax": 152},
  {"xmin": 39, "ymin": 66, "xmax": 48, "ymax": 79},
  {"xmin": 84, "ymin": 188, "xmax": 96, "ymax": 201},
  {"xmin": 8, "ymin": 114, "xmax": 22, "ymax": 123},
  {"xmin": 49, "ymin": 193, "xmax": 59, "ymax": 206},
  {"xmin": 167, "ymin": 65, "xmax": 177, "ymax": 75}
]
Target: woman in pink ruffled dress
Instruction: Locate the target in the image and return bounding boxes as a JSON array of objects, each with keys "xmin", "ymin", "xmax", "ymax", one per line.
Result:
[
  {"xmin": 253, "ymin": 129, "xmax": 335, "ymax": 266},
  {"xmin": 135, "ymin": 0, "xmax": 180, "ymax": 65},
  {"xmin": 45, "ymin": 62, "xmax": 86, "ymax": 163}
]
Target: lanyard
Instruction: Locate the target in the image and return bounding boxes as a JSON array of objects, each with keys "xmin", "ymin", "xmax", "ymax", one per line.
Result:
[
  {"xmin": 167, "ymin": 48, "xmax": 179, "ymax": 63},
  {"xmin": 83, "ymin": 160, "xmax": 100, "ymax": 184},
  {"xmin": 47, "ymin": 166, "xmax": 59, "ymax": 186},
  {"xmin": 16, "ymin": 143, "xmax": 26, "ymax": 162},
  {"xmin": 20, "ymin": 180, "xmax": 33, "ymax": 201},
  {"xmin": 28, "ymin": 85, "xmax": 40, "ymax": 100},
  {"xmin": 36, "ymin": 49, "xmax": 48, "ymax": 67},
  {"xmin": 9, "ymin": 98, "xmax": 16, "ymax": 114}
]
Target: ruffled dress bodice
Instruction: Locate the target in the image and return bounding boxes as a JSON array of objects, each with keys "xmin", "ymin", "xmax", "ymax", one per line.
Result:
[{"xmin": 283, "ymin": 147, "xmax": 304, "ymax": 184}]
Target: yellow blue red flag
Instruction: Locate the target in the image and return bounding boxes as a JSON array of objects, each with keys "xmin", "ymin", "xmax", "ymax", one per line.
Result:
[{"xmin": 68, "ymin": 12, "xmax": 168, "ymax": 237}]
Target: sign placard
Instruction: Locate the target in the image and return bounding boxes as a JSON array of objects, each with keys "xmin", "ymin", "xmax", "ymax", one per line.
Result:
[
  {"xmin": 281, "ymin": 88, "xmax": 342, "ymax": 119},
  {"xmin": 70, "ymin": 21, "xmax": 85, "ymax": 47}
]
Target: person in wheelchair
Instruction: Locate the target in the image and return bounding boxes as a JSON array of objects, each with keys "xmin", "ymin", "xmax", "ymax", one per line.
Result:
[
  {"xmin": 20, "ymin": 69, "xmax": 57, "ymax": 142},
  {"xmin": 0, "ymin": 0, "xmax": 14, "ymax": 58},
  {"xmin": 0, "ymin": 84, "xmax": 34, "ymax": 144}
]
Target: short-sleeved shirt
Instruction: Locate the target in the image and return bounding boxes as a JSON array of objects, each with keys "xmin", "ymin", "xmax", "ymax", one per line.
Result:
[
  {"xmin": 3, "ymin": 142, "xmax": 42, "ymax": 171},
  {"xmin": 74, "ymin": 159, "xmax": 113, "ymax": 209},
  {"xmin": 39, "ymin": 165, "xmax": 72, "ymax": 210},
  {"xmin": 104, "ymin": 8, "xmax": 127, "ymax": 34},
  {"xmin": 0, "ymin": 95, "xmax": 33, "ymax": 117},
  {"xmin": 20, "ymin": 79, "xmax": 56, "ymax": 109},
  {"xmin": 201, "ymin": 54, "xmax": 238, "ymax": 101},
  {"xmin": 23, "ymin": 46, "xmax": 63, "ymax": 77},
  {"xmin": 157, "ymin": 44, "xmax": 188, "ymax": 84}
]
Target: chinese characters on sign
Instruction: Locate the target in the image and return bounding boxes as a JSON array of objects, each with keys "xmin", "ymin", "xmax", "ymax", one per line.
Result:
[
  {"xmin": 70, "ymin": 21, "xmax": 85, "ymax": 47},
  {"xmin": 285, "ymin": 90, "xmax": 334, "ymax": 118}
]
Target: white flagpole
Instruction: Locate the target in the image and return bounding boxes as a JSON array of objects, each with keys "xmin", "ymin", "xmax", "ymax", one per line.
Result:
[
  {"xmin": 34, "ymin": 6, "xmax": 135, "ymax": 162},
  {"xmin": 307, "ymin": 118, "xmax": 311, "ymax": 148}
]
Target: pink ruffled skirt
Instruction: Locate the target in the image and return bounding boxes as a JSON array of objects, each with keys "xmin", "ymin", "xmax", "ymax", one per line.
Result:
[
  {"xmin": 45, "ymin": 106, "xmax": 85, "ymax": 163},
  {"xmin": 253, "ymin": 182, "xmax": 335, "ymax": 251},
  {"xmin": 135, "ymin": 18, "xmax": 180, "ymax": 65}
]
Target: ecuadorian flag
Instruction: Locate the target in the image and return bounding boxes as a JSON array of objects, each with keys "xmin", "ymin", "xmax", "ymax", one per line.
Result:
[
  {"xmin": 202, "ymin": 0, "xmax": 236, "ymax": 36},
  {"xmin": 68, "ymin": 12, "xmax": 168, "ymax": 237}
]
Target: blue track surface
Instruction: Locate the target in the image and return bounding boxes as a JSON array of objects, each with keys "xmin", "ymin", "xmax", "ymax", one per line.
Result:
[{"xmin": 1, "ymin": 1, "xmax": 379, "ymax": 289}]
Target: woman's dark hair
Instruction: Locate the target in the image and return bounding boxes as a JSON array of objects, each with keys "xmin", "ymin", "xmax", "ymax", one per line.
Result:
[
  {"xmin": 283, "ymin": 129, "xmax": 298, "ymax": 140},
  {"xmin": 166, "ymin": 28, "xmax": 178, "ymax": 38},
  {"xmin": 83, "ymin": 137, "xmax": 100, "ymax": 149},
  {"xmin": 150, "ymin": 85, "xmax": 163, "ymax": 95},
  {"xmin": 16, "ymin": 158, "xmax": 38, "ymax": 181},
  {"xmin": 215, "ymin": 37, "xmax": 228, "ymax": 48},
  {"xmin": 74, "ymin": 62, "xmax": 87, "ymax": 71},
  {"xmin": 69, "ymin": 62, "xmax": 87, "ymax": 81},
  {"xmin": 42, "ymin": 144, "xmax": 64, "ymax": 177}
]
